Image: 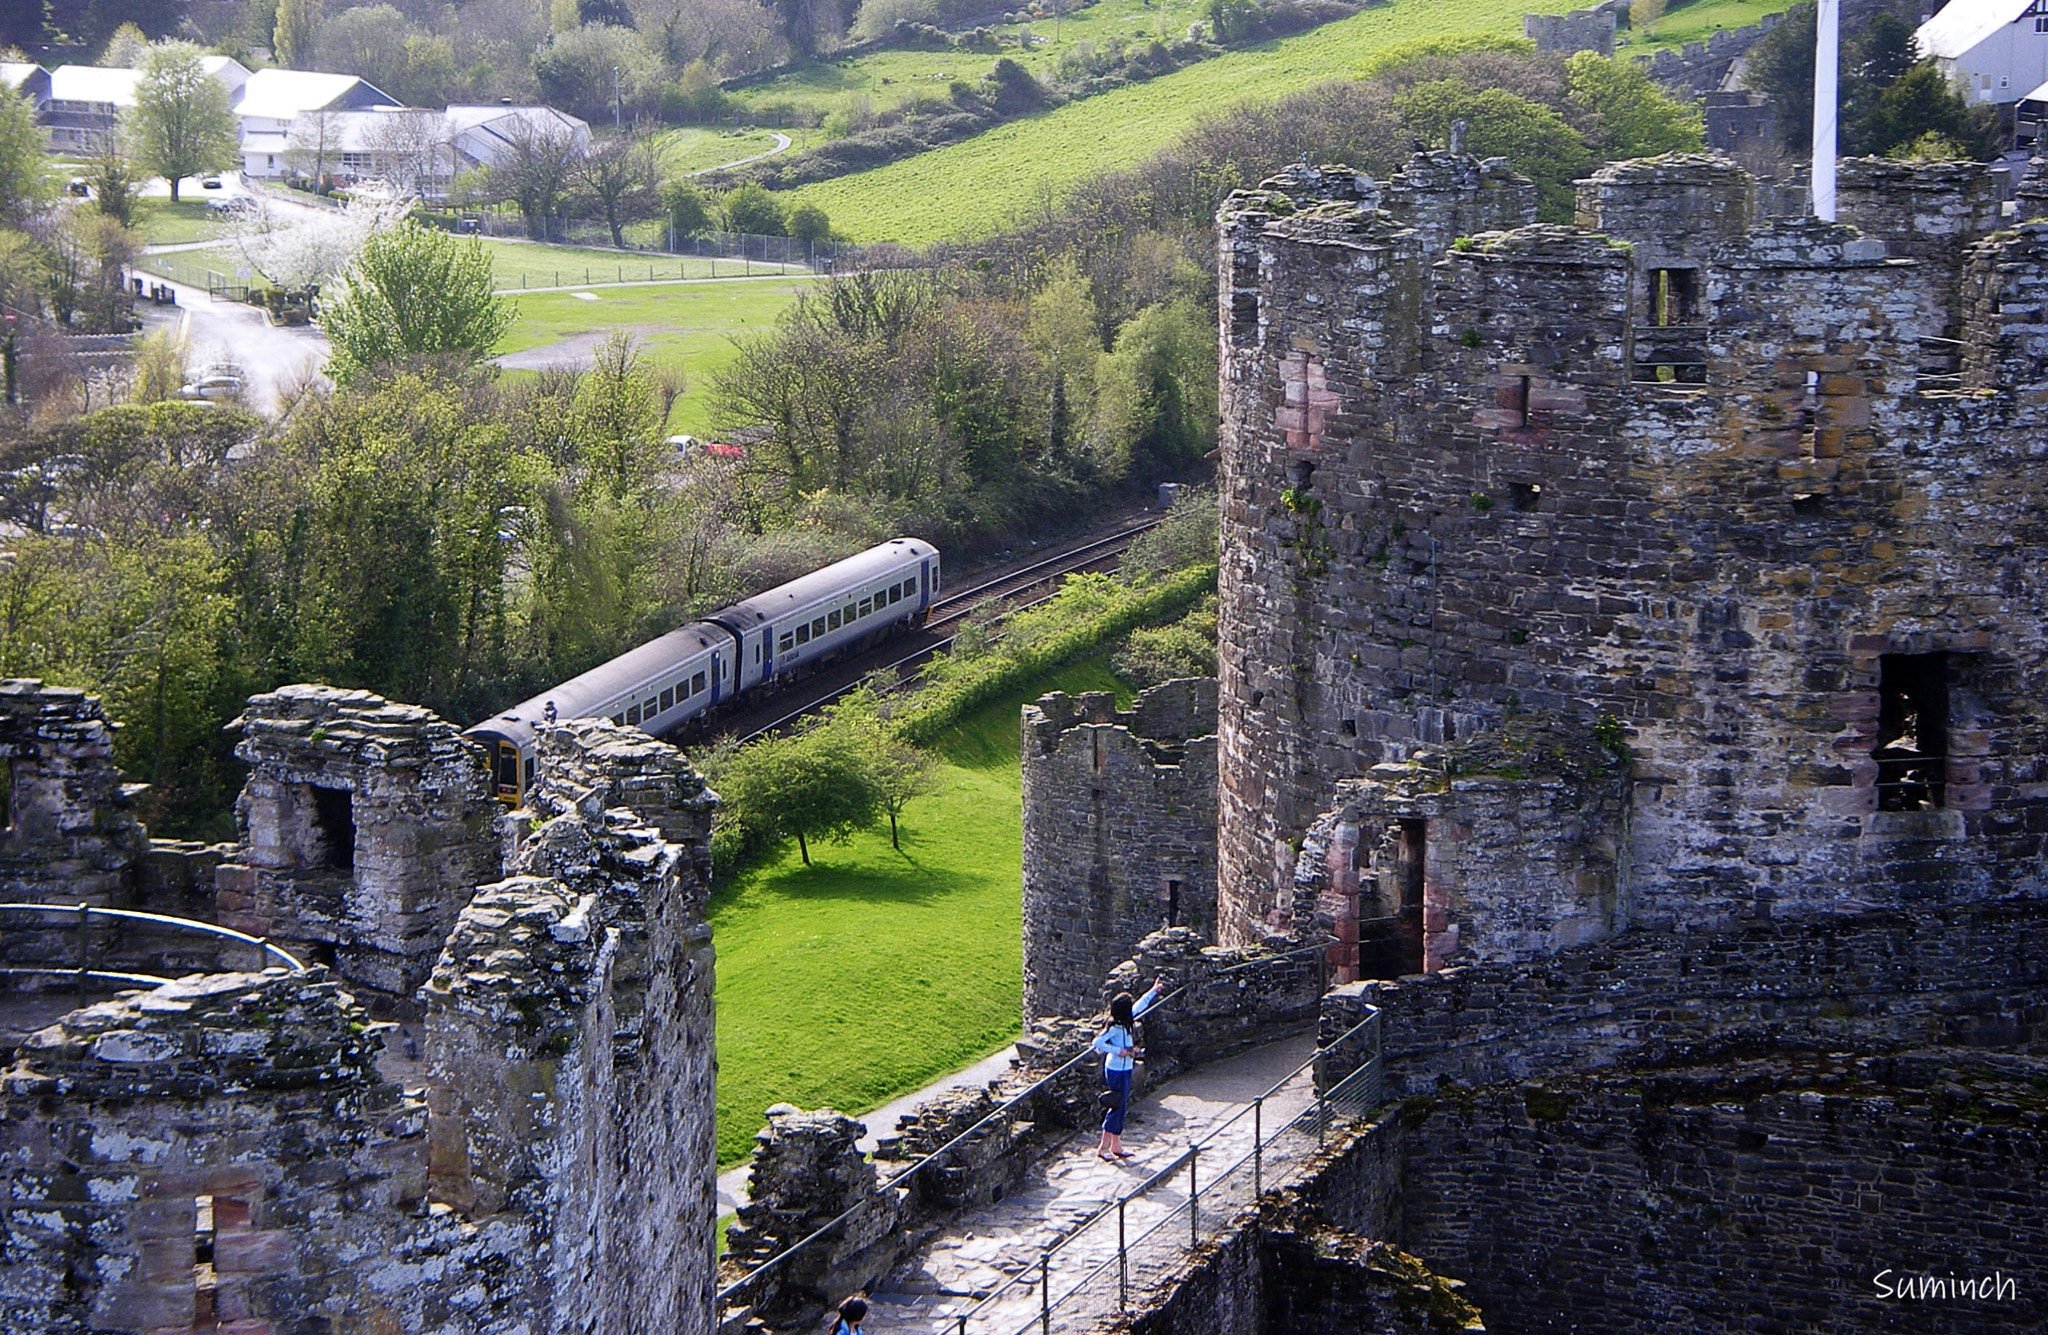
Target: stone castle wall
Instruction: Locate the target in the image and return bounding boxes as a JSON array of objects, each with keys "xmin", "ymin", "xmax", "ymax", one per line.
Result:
[
  {"xmin": 1214, "ymin": 152, "xmax": 2048, "ymax": 960},
  {"xmin": 1020, "ymin": 679, "xmax": 1220, "ymax": 1021},
  {"xmin": 1, "ymin": 694, "xmax": 719, "ymax": 1335},
  {"xmin": 219, "ymin": 685, "xmax": 504, "ymax": 996}
]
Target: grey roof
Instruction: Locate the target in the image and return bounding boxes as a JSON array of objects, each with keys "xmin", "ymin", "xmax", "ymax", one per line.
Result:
[{"xmin": 1918, "ymin": 0, "xmax": 2033, "ymax": 60}]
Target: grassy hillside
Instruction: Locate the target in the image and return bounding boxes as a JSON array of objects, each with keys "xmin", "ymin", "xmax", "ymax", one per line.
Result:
[
  {"xmin": 709, "ymin": 655, "xmax": 1133, "ymax": 1165},
  {"xmin": 786, "ymin": 0, "xmax": 1781, "ymax": 244}
]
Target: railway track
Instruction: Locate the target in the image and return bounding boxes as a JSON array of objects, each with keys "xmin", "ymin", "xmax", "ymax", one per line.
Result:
[{"xmin": 685, "ymin": 521, "xmax": 1161, "ymax": 745}]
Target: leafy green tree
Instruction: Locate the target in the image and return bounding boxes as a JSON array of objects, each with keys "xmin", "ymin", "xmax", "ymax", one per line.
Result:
[
  {"xmin": 1396, "ymin": 78, "xmax": 1593, "ymax": 221},
  {"xmin": 100, "ymin": 22, "xmax": 149, "ymax": 68},
  {"xmin": 985, "ymin": 57, "xmax": 1045, "ymax": 114},
  {"xmin": 724, "ymin": 181, "xmax": 786, "ymax": 236},
  {"xmin": 123, "ymin": 42, "xmax": 238, "ymax": 202},
  {"xmin": 272, "ymin": 0, "xmax": 322, "ymax": 67},
  {"xmin": 321, "ymin": 223, "xmax": 515, "ymax": 385},
  {"xmin": 1088, "ymin": 296, "xmax": 1216, "ymax": 483},
  {"xmin": 1857, "ymin": 64, "xmax": 2000, "ymax": 160},
  {"xmin": 1113, "ymin": 595, "xmax": 1217, "ymax": 688},
  {"xmin": 719, "ymin": 720, "xmax": 884, "ymax": 865},
  {"xmin": 572, "ymin": 331, "xmax": 665, "ymax": 498},
  {"xmin": 82, "ymin": 139, "xmax": 141, "ymax": 229},
  {"xmin": 0, "ymin": 85, "xmax": 50, "ymax": 225},
  {"xmin": 662, "ymin": 177, "xmax": 712, "ymax": 238},
  {"xmin": 1566, "ymin": 52, "xmax": 1703, "ymax": 159},
  {"xmin": 535, "ymin": 24, "xmax": 662, "ymax": 124},
  {"xmin": 787, "ymin": 201, "xmax": 832, "ymax": 248},
  {"xmin": 819, "ymin": 682, "xmax": 937, "ymax": 850}
]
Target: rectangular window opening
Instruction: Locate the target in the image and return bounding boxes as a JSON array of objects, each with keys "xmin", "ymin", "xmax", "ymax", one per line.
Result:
[
  {"xmin": 795, "ymin": 624, "xmax": 810, "ymax": 645},
  {"xmin": 827, "ymin": 609, "xmax": 841, "ymax": 630},
  {"xmin": 860, "ymin": 597, "xmax": 874, "ymax": 617},
  {"xmin": 660, "ymin": 688, "xmax": 675, "ymax": 711},
  {"xmin": 626, "ymin": 704, "xmax": 642, "ymax": 726},
  {"xmin": 1166, "ymin": 878, "xmax": 1182, "ymax": 928},
  {"xmin": 1510, "ymin": 481, "xmax": 1543, "ymax": 512},
  {"xmin": 310, "ymin": 784, "xmax": 354, "ymax": 872},
  {"xmin": 691, "ymin": 671, "xmax": 706, "ymax": 693},
  {"xmin": 778, "ymin": 633, "xmax": 793, "ymax": 654},
  {"xmin": 1648, "ymin": 268, "xmax": 1699, "ymax": 326},
  {"xmin": 1874, "ymin": 652, "xmax": 1950, "ymax": 811},
  {"xmin": 811, "ymin": 617, "xmax": 826, "ymax": 637}
]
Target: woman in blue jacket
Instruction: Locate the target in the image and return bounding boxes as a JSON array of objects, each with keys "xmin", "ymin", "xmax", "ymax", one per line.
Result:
[{"xmin": 1093, "ymin": 977, "xmax": 1165, "ymax": 1160}]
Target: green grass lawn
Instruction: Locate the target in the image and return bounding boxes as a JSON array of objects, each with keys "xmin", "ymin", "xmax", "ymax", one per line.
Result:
[
  {"xmin": 133, "ymin": 243, "xmax": 240, "ymax": 286},
  {"xmin": 494, "ymin": 277, "xmax": 813, "ymax": 436},
  {"xmin": 477, "ymin": 238, "xmax": 796, "ymax": 290},
  {"xmin": 708, "ymin": 654, "xmax": 1132, "ymax": 1166},
  {"xmin": 790, "ymin": 0, "xmax": 1590, "ymax": 245},
  {"xmin": 137, "ymin": 198, "xmax": 227, "ymax": 246}
]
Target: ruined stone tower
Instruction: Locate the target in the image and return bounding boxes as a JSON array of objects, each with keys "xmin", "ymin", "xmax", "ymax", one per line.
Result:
[
  {"xmin": 1019, "ymin": 679, "xmax": 1218, "ymax": 1021},
  {"xmin": 1215, "ymin": 151, "xmax": 2048, "ymax": 962}
]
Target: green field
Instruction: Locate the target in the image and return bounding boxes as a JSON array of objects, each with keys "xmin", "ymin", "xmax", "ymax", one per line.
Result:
[
  {"xmin": 476, "ymin": 238, "xmax": 801, "ymax": 290},
  {"xmin": 710, "ymin": 655, "xmax": 1132, "ymax": 1166},
  {"xmin": 655, "ymin": 125, "xmax": 819, "ymax": 173},
  {"xmin": 790, "ymin": 0, "xmax": 1580, "ymax": 243},
  {"xmin": 495, "ymin": 277, "xmax": 813, "ymax": 436},
  {"xmin": 731, "ymin": 0, "xmax": 1215, "ymax": 120},
  {"xmin": 1625, "ymin": 0, "xmax": 1781, "ymax": 55}
]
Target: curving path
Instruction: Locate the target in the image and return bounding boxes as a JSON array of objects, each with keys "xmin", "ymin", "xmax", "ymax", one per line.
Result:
[{"xmin": 688, "ymin": 131, "xmax": 793, "ymax": 178}]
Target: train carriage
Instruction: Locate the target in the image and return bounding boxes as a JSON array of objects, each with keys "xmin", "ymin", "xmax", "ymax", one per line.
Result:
[{"xmin": 467, "ymin": 538, "xmax": 940, "ymax": 804}]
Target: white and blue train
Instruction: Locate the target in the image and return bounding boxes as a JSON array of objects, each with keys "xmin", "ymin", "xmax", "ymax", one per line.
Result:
[{"xmin": 467, "ymin": 537, "xmax": 941, "ymax": 803}]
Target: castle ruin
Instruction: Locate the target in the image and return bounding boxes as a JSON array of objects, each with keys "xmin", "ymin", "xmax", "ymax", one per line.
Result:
[{"xmin": 0, "ymin": 684, "xmax": 718, "ymax": 1335}]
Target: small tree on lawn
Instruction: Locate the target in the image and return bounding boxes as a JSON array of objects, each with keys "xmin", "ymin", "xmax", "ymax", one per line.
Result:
[
  {"xmin": 720, "ymin": 721, "xmax": 884, "ymax": 866},
  {"xmin": 574, "ymin": 135, "xmax": 662, "ymax": 247},
  {"xmin": 823, "ymin": 682, "xmax": 938, "ymax": 850},
  {"xmin": 723, "ymin": 181, "xmax": 785, "ymax": 237},
  {"xmin": 320, "ymin": 222, "xmax": 514, "ymax": 386},
  {"xmin": 123, "ymin": 42, "xmax": 238, "ymax": 202}
]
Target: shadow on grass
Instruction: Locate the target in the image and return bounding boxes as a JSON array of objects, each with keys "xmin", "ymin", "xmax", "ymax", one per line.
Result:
[{"xmin": 748, "ymin": 854, "xmax": 981, "ymax": 907}]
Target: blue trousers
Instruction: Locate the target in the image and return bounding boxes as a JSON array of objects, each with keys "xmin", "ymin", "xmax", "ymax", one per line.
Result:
[{"xmin": 1102, "ymin": 1066, "xmax": 1133, "ymax": 1134}]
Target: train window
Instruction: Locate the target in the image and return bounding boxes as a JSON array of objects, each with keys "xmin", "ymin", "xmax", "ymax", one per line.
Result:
[
  {"xmin": 611, "ymin": 715, "xmax": 624, "ymax": 726},
  {"xmin": 626, "ymin": 704, "xmax": 642, "ymax": 725},
  {"xmin": 889, "ymin": 584, "xmax": 901, "ymax": 604},
  {"xmin": 692, "ymin": 671, "xmax": 706, "ymax": 693},
  {"xmin": 644, "ymin": 698, "xmax": 657, "ymax": 717},
  {"xmin": 860, "ymin": 597, "xmax": 873, "ymax": 617},
  {"xmin": 496, "ymin": 743, "xmax": 519, "ymax": 791},
  {"xmin": 843, "ymin": 602, "xmax": 856, "ymax": 623},
  {"xmin": 911, "ymin": 573, "xmax": 921, "ymax": 592},
  {"xmin": 679, "ymin": 678, "xmax": 692, "ymax": 700},
  {"xmin": 661, "ymin": 688, "xmax": 674, "ymax": 711},
  {"xmin": 779, "ymin": 633, "xmax": 793, "ymax": 654},
  {"xmin": 828, "ymin": 609, "xmax": 841, "ymax": 631},
  {"xmin": 796, "ymin": 624, "xmax": 810, "ymax": 645},
  {"xmin": 754, "ymin": 644, "xmax": 762, "ymax": 664},
  {"xmin": 811, "ymin": 616, "xmax": 826, "ymax": 637},
  {"xmin": 525, "ymin": 758, "xmax": 535, "ymax": 787}
]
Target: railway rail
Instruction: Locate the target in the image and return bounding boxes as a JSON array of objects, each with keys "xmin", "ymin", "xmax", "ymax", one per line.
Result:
[{"xmin": 691, "ymin": 521, "xmax": 1160, "ymax": 745}]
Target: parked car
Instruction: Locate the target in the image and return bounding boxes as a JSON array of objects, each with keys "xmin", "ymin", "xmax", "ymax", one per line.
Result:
[
  {"xmin": 199, "ymin": 175, "xmax": 223, "ymax": 190},
  {"xmin": 179, "ymin": 373, "xmax": 243, "ymax": 403}
]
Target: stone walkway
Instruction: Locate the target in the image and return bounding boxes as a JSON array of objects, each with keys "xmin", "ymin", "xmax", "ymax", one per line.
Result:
[{"xmin": 867, "ymin": 1031, "xmax": 1320, "ymax": 1335}]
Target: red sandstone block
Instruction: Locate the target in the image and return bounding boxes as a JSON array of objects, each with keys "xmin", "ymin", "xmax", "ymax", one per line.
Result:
[
  {"xmin": 218, "ymin": 914, "xmax": 269, "ymax": 937},
  {"xmin": 218, "ymin": 1322, "xmax": 276, "ymax": 1335},
  {"xmin": 213, "ymin": 1227, "xmax": 295, "ymax": 1274},
  {"xmin": 1844, "ymin": 634, "xmax": 1889, "ymax": 655}
]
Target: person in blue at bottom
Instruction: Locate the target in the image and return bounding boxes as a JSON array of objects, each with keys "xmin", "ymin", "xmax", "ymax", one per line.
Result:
[
  {"xmin": 1093, "ymin": 977, "xmax": 1165, "ymax": 1160},
  {"xmin": 829, "ymin": 1294, "xmax": 867, "ymax": 1334}
]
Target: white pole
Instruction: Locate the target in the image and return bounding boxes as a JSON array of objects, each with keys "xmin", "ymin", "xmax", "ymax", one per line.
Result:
[{"xmin": 1813, "ymin": 0, "xmax": 1839, "ymax": 220}]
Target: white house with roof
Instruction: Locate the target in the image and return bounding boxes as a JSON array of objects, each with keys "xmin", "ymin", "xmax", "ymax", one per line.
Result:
[
  {"xmin": 1, "ymin": 62, "xmax": 51, "ymax": 110},
  {"xmin": 42, "ymin": 57, "xmax": 250, "ymax": 151},
  {"xmin": 1918, "ymin": 0, "xmax": 2048, "ymax": 104},
  {"xmin": 237, "ymin": 69, "xmax": 400, "ymax": 179},
  {"xmin": 443, "ymin": 105, "xmax": 592, "ymax": 171}
]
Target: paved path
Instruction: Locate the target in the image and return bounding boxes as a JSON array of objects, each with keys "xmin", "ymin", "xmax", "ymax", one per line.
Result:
[
  {"xmin": 148, "ymin": 275, "xmax": 329, "ymax": 415},
  {"xmin": 867, "ymin": 1032, "xmax": 1320, "ymax": 1335}
]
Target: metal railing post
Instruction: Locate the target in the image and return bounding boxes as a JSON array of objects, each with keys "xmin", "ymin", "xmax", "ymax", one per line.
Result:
[
  {"xmin": 1118, "ymin": 1196, "xmax": 1128, "ymax": 1308},
  {"xmin": 1318, "ymin": 1085, "xmax": 1328, "ymax": 1148},
  {"xmin": 1253, "ymin": 1096, "xmax": 1263, "ymax": 1198},
  {"xmin": 1040, "ymin": 1253, "xmax": 1050, "ymax": 1335},
  {"xmin": 1189, "ymin": 1147, "xmax": 1199, "ymax": 1246},
  {"xmin": 75, "ymin": 902, "xmax": 89, "ymax": 1007}
]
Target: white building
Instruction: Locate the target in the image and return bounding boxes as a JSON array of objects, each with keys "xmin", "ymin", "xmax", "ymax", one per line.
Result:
[
  {"xmin": 236, "ymin": 69, "xmax": 400, "ymax": 179},
  {"xmin": 443, "ymin": 105, "xmax": 593, "ymax": 171},
  {"xmin": 1917, "ymin": 0, "xmax": 2048, "ymax": 105},
  {"xmin": 43, "ymin": 57, "xmax": 250, "ymax": 151}
]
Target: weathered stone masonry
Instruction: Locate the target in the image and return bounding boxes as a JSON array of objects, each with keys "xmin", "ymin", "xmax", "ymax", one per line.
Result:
[
  {"xmin": 1, "ymin": 689, "xmax": 719, "ymax": 1335},
  {"xmin": 1215, "ymin": 151, "xmax": 2048, "ymax": 959},
  {"xmin": 1020, "ymin": 679, "xmax": 1219, "ymax": 1022}
]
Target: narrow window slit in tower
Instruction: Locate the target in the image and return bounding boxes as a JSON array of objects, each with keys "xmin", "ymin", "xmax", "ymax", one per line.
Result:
[{"xmin": 1873, "ymin": 652, "xmax": 1949, "ymax": 811}]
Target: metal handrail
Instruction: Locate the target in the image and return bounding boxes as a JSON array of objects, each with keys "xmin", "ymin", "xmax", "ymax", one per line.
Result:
[
  {"xmin": 953, "ymin": 1007, "xmax": 1383, "ymax": 1335},
  {"xmin": 716, "ymin": 941, "xmax": 1341, "ymax": 1311},
  {"xmin": 0, "ymin": 903, "xmax": 305, "ymax": 1005},
  {"xmin": 716, "ymin": 979, "xmax": 1193, "ymax": 1307}
]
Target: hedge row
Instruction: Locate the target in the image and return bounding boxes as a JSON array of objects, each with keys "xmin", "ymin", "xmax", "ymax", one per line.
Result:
[{"xmin": 894, "ymin": 563, "xmax": 1218, "ymax": 746}]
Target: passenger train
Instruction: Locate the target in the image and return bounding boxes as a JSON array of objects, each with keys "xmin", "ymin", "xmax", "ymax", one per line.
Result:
[{"xmin": 467, "ymin": 537, "xmax": 942, "ymax": 803}]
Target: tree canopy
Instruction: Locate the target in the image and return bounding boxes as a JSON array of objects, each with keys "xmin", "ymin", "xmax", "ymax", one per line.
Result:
[
  {"xmin": 320, "ymin": 223, "xmax": 514, "ymax": 385},
  {"xmin": 123, "ymin": 42, "xmax": 238, "ymax": 202},
  {"xmin": 0, "ymin": 87, "xmax": 50, "ymax": 226}
]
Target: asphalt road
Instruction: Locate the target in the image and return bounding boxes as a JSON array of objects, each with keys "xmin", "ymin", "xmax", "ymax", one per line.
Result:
[{"xmin": 151, "ymin": 275, "xmax": 330, "ymax": 415}]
